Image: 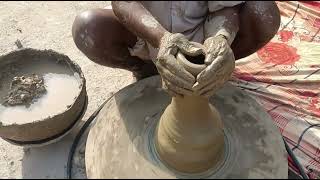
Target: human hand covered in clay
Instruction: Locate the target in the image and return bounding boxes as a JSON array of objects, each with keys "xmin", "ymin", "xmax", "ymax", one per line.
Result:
[
  {"xmin": 193, "ymin": 35, "xmax": 235, "ymax": 98},
  {"xmin": 154, "ymin": 32, "xmax": 204, "ymax": 97}
]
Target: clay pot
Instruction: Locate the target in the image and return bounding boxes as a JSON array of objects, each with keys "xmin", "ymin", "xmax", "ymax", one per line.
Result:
[
  {"xmin": 155, "ymin": 43, "xmax": 225, "ymax": 174},
  {"xmin": 176, "ymin": 52, "xmax": 206, "ymax": 76}
]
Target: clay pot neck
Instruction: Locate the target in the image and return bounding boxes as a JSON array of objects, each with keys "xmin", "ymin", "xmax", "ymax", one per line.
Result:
[
  {"xmin": 155, "ymin": 94, "xmax": 225, "ymax": 174},
  {"xmin": 171, "ymin": 96, "xmax": 210, "ymax": 114}
]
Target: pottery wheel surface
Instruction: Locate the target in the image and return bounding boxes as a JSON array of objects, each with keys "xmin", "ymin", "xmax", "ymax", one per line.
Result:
[{"xmin": 85, "ymin": 76, "xmax": 288, "ymax": 179}]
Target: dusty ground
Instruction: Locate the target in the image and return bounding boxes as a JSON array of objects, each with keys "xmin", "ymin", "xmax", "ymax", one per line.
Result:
[{"xmin": 0, "ymin": 1, "xmax": 135, "ymax": 178}]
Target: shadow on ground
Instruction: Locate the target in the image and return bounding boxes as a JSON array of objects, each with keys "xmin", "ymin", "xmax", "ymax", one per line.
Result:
[{"xmin": 21, "ymin": 121, "xmax": 85, "ymax": 179}]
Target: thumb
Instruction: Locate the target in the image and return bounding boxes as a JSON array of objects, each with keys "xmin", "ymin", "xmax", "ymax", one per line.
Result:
[
  {"xmin": 177, "ymin": 42, "xmax": 204, "ymax": 56},
  {"xmin": 204, "ymin": 53, "xmax": 215, "ymax": 65}
]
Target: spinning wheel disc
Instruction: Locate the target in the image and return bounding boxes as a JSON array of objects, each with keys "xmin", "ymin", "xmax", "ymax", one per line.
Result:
[{"xmin": 85, "ymin": 76, "xmax": 287, "ymax": 179}]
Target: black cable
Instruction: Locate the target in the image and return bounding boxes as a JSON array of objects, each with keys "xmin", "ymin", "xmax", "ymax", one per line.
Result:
[
  {"xmin": 281, "ymin": 3, "xmax": 300, "ymax": 31},
  {"xmin": 283, "ymin": 138, "xmax": 309, "ymax": 179},
  {"xmin": 310, "ymin": 28, "xmax": 320, "ymax": 42},
  {"xmin": 66, "ymin": 94, "xmax": 114, "ymax": 179},
  {"xmin": 292, "ymin": 124, "xmax": 320, "ymax": 151}
]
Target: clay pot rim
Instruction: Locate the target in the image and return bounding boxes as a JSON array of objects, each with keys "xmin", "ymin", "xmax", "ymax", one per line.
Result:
[
  {"xmin": 0, "ymin": 48, "xmax": 86, "ymax": 127},
  {"xmin": 176, "ymin": 41, "xmax": 207, "ymax": 76},
  {"xmin": 176, "ymin": 52, "xmax": 206, "ymax": 70}
]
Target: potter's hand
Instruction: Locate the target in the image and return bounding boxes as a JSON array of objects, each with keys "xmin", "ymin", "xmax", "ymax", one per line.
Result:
[
  {"xmin": 193, "ymin": 35, "xmax": 235, "ymax": 98},
  {"xmin": 154, "ymin": 32, "xmax": 203, "ymax": 97}
]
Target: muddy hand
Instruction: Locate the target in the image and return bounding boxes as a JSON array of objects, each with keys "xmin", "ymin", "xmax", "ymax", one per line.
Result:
[
  {"xmin": 193, "ymin": 35, "xmax": 235, "ymax": 98},
  {"xmin": 154, "ymin": 32, "xmax": 204, "ymax": 97}
]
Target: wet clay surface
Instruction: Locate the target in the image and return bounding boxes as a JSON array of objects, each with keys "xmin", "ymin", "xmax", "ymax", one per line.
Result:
[
  {"xmin": 156, "ymin": 48, "xmax": 225, "ymax": 174},
  {"xmin": 155, "ymin": 96, "xmax": 225, "ymax": 174},
  {"xmin": 3, "ymin": 74, "xmax": 46, "ymax": 107}
]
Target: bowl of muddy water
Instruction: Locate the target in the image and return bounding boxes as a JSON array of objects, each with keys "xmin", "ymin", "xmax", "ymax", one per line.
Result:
[{"xmin": 0, "ymin": 48, "xmax": 87, "ymax": 146}]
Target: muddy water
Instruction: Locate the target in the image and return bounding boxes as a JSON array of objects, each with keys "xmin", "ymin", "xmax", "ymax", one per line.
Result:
[
  {"xmin": 0, "ymin": 73, "xmax": 81, "ymax": 125},
  {"xmin": 0, "ymin": 53, "xmax": 83, "ymax": 125}
]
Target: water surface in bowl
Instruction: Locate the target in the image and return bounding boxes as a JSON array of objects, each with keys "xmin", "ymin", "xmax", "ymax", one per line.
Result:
[{"xmin": 0, "ymin": 73, "xmax": 81, "ymax": 125}]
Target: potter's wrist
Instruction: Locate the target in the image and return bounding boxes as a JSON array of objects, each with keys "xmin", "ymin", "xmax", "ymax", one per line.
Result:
[
  {"xmin": 213, "ymin": 34, "xmax": 228, "ymax": 42},
  {"xmin": 158, "ymin": 32, "xmax": 187, "ymax": 53},
  {"xmin": 204, "ymin": 19, "xmax": 237, "ymax": 46},
  {"xmin": 204, "ymin": 35, "xmax": 228, "ymax": 49},
  {"xmin": 213, "ymin": 29, "xmax": 236, "ymax": 46},
  {"xmin": 154, "ymin": 29, "xmax": 169, "ymax": 48},
  {"xmin": 156, "ymin": 31, "xmax": 174, "ymax": 61},
  {"xmin": 160, "ymin": 32, "xmax": 185, "ymax": 44}
]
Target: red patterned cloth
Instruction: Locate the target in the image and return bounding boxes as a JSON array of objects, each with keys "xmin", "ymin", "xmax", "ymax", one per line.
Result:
[{"xmin": 230, "ymin": 1, "xmax": 320, "ymax": 178}]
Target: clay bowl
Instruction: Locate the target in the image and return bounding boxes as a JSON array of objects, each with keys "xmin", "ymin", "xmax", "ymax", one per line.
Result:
[{"xmin": 0, "ymin": 48, "xmax": 87, "ymax": 146}]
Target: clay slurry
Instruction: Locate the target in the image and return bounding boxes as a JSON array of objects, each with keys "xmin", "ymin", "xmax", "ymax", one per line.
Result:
[
  {"xmin": 3, "ymin": 74, "xmax": 47, "ymax": 107},
  {"xmin": 0, "ymin": 73, "xmax": 81, "ymax": 125}
]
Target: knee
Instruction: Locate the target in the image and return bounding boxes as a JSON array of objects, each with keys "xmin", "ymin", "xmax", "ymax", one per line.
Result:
[
  {"xmin": 72, "ymin": 9, "xmax": 108, "ymax": 54},
  {"xmin": 72, "ymin": 9, "xmax": 128, "ymax": 66},
  {"xmin": 71, "ymin": 9, "xmax": 135, "ymax": 66},
  {"xmin": 233, "ymin": 1, "xmax": 281, "ymax": 59},
  {"xmin": 242, "ymin": 1, "xmax": 281, "ymax": 42}
]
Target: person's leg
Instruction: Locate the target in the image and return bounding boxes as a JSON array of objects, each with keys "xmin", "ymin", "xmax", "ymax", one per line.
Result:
[
  {"xmin": 231, "ymin": 1, "xmax": 281, "ymax": 60},
  {"xmin": 72, "ymin": 8, "xmax": 157, "ymax": 79}
]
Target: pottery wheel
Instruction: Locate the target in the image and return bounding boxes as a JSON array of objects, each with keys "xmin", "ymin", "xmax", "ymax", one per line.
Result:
[{"xmin": 85, "ymin": 75, "xmax": 288, "ymax": 179}]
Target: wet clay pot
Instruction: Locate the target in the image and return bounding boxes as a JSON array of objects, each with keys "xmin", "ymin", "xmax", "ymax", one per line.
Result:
[{"xmin": 155, "ymin": 44, "xmax": 226, "ymax": 174}]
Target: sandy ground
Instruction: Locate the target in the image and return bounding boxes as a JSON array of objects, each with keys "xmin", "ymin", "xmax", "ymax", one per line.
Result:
[{"xmin": 0, "ymin": 1, "xmax": 135, "ymax": 178}]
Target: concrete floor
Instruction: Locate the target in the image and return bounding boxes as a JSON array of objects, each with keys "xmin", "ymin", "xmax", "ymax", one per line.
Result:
[{"xmin": 0, "ymin": 1, "xmax": 135, "ymax": 178}]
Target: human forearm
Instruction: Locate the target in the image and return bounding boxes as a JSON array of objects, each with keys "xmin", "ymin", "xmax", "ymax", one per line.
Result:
[
  {"xmin": 111, "ymin": 1, "xmax": 167, "ymax": 48},
  {"xmin": 194, "ymin": 6, "xmax": 240, "ymax": 97},
  {"xmin": 204, "ymin": 6, "xmax": 241, "ymax": 45}
]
